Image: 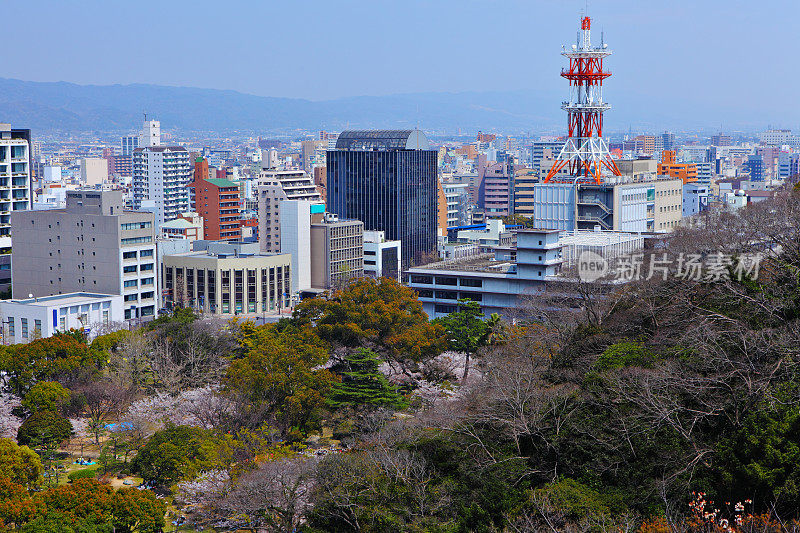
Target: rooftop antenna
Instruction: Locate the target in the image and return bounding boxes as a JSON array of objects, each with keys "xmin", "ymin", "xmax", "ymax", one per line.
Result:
[{"xmin": 143, "ymin": 112, "xmax": 147, "ymax": 122}]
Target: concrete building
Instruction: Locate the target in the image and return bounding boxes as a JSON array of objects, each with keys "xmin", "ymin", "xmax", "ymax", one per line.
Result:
[
  {"xmin": 513, "ymin": 168, "xmax": 538, "ymax": 218},
  {"xmin": 363, "ymin": 230, "xmax": 401, "ymax": 281},
  {"xmin": 121, "ymin": 135, "xmax": 139, "ymax": 156},
  {"xmin": 759, "ymin": 129, "xmax": 794, "ymax": 146},
  {"xmin": 616, "ymin": 158, "xmax": 657, "ymax": 180},
  {"xmin": 80, "ymin": 158, "xmax": 108, "ymax": 186},
  {"xmin": 532, "ymin": 178, "xmax": 683, "ymax": 233},
  {"xmin": 442, "ymin": 182, "xmax": 471, "ymax": 228},
  {"xmin": 188, "ymin": 160, "xmax": 241, "ymax": 241},
  {"xmin": 161, "ymin": 248, "xmax": 292, "ymax": 316},
  {"xmin": 0, "ymin": 292, "xmax": 124, "ymax": 344},
  {"xmin": 160, "ymin": 212, "xmax": 204, "ymax": 241},
  {"xmin": 653, "ymin": 179, "xmax": 683, "ymax": 232},
  {"xmin": 257, "ymin": 169, "xmax": 321, "ymax": 253},
  {"xmin": 140, "ymin": 120, "xmax": 161, "ymax": 148},
  {"xmin": 310, "ymin": 213, "xmax": 364, "ymax": 290},
  {"xmin": 0, "ymin": 123, "xmax": 33, "ymax": 238},
  {"xmin": 279, "ymin": 200, "xmax": 322, "ymax": 293},
  {"xmin": 11, "ymin": 189, "xmax": 158, "ymax": 321},
  {"xmin": 406, "ymin": 229, "xmax": 563, "ymax": 318},
  {"xmin": 683, "ymin": 183, "xmax": 710, "ymax": 217},
  {"xmin": 658, "ymin": 151, "xmax": 698, "ymax": 184},
  {"xmin": 43, "ymin": 165, "xmax": 62, "ymax": 182},
  {"xmin": 479, "ymin": 161, "xmax": 513, "ymax": 217},
  {"xmin": 132, "ymin": 145, "xmax": 192, "ymax": 226},
  {"xmin": 457, "ymin": 219, "xmax": 514, "ymax": 248}
]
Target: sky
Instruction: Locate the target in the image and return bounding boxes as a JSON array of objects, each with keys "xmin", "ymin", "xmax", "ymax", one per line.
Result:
[{"xmin": 4, "ymin": 0, "xmax": 798, "ymax": 127}]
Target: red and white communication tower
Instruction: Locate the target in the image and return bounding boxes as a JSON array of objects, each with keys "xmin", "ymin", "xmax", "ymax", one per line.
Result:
[{"xmin": 545, "ymin": 16, "xmax": 621, "ymax": 185}]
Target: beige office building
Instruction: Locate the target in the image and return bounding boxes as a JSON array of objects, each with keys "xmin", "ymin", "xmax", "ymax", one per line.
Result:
[
  {"xmin": 162, "ymin": 250, "xmax": 292, "ymax": 316},
  {"xmin": 653, "ymin": 178, "xmax": 683, "ymax": 232},
  {"xmin": 310, "ymin": 214, "xmax": 364, "ymax": 290}
]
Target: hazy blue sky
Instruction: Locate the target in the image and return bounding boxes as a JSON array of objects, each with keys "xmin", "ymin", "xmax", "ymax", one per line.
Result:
[{"xmin": 4, "ymin": 0, "xmax": 797, "ymax": 123}]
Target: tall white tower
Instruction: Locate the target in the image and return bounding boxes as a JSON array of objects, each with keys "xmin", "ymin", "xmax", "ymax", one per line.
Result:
[{"xmin": 140, "ymin": 120, "xmax": 161, "ymax": 147}]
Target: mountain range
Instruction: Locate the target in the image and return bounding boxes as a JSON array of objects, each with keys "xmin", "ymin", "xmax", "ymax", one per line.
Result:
[{"xmin": 0, "ymin": 78, "xmax": 777, "ymax": 135}]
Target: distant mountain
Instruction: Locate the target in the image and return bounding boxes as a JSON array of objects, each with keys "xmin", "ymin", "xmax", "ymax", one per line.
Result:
[{"xmin": 0, "ymin": 78, "xmax": 775, "ymax": 134}]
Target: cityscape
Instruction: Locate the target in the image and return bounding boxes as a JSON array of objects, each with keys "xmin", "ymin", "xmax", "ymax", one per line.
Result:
[{"xmin": 0, "ymin": 2, "xmax": 799, "ymax": 532}]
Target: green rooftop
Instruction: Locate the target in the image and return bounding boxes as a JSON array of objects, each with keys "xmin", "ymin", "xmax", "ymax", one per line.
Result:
[{"xmin": 205, "ymin": 178, "xmax": 239, "ymax": 188}]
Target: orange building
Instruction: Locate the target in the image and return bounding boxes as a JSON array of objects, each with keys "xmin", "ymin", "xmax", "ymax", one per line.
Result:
[
  {"xmin": 188, "ymin": 157, "xmax": 242, "ymax": 241},
  {"xmin": 437, "ymin": 180, "xmax": 448, "ymax": 237},
  {"xmin": 658, "ymin": 150, "xmax": 697, "ymax": 184}
]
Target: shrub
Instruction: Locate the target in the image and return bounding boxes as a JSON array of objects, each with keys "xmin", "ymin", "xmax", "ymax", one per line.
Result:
[
  {"xmin": 67, "ymin": 467, "xmax": 98, "ymax": 482},
  {"xmin": 17, "ymin": 411, "xmax": 74, "ymax": 447},
  {"xmin": 593, "ymin": 341, "xmax": 655, "ymax": 371}
]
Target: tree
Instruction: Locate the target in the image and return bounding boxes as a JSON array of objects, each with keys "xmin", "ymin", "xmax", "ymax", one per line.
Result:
[
  {"xmin": 0, "ymin": 438, "xmax": 42, "ymax": 488},
  {"xmin": 220, "ymin": 456, "xmax": 317, "ymax": 533},
  {"xmin": 292, "ymin": 277, "xmax": 445, "ymax": 367},
  {"xmin": 16, "ymin": 411, "xmax": 73, "ymax": 447},
  {"xmin": 130, "ymin": 425, "xmax": 210, "ymax": 488},
  {"xmin": 434, "ymin": 299, "xmax": 491, "ymax": 380},
  {"xmin": 31, "ymin": 478, "xmax": 166, "ymax": 533},
  {"xmin": 79, "ymin": 381, "xmax": 127, "ymax": 445},
  {"xmin": 3, "ymin": 335, "xmax": 101, "ymax": 395},
  {"xmin": 0, "ymin": 476, "xmax": 36, "ymax": 529},
  {"xmin": 223, "ymin": 324, "xmax": 335, "ymax": 433},
  {"xmin": 327, "ymin": 349, "xmax": 407, "ymax": 410},
  {"xmin": 21, "ymin": 381, "xmax": 70, "ymax": 415}
]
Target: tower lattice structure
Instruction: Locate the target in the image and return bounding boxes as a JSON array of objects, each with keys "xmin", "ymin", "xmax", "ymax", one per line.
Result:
[{"xmin": 545, "ymin": 16, "xmax": 621, "ymax": 185}]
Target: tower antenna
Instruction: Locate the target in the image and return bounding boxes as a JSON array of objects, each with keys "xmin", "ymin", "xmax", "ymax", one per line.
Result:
[{"xmin": 545, "ymin": 14, "xmax": 622, "ymax": 184}]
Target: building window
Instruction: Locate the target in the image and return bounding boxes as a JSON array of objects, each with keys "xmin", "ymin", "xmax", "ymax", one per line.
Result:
[
  {"xmin": 34, "ymin": 319, "xmax": 41, "ymax": 336},
  {"xmin": 21, "ymin": 318, "xmax": 28, "ymax": 338},
  {"xmin": 7, "ymin": 317, "xmax": 14, "ymax": 337}
]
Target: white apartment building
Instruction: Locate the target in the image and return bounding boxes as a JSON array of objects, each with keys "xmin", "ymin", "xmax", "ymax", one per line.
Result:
[
  {"xmin": 257, "ymin": 169, "xmax": 322, "ymax": 253},
  {"xmin": 140, "ymin": 120, "xmax": 161, "ymax": 148},
  {"xmin": 0, "ymin": 123, "xmax": 32, "ymax": 239},
  {"xmin": 363, "ymin": 230, "xmax": 401, "ymax": 281},
  {"xmin": 132, "ymin": 145, "xmax": 192, "ymax": 227}
]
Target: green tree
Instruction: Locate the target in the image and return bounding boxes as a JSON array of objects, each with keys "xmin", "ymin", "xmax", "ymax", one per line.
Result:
[
  {"xmin": 17, "ymin": 410, "xmax": 73, "ymax": 447},
  {"xmin": 434, "ymin": 299, "xmax": 492, "ymax": 380},
  {"xmin": 224, "ymin": 324, "xmax": 335, "ymax": 433},
  {"xmin": 130, "ymin": 425, "xmax": 210, "ymax": 488},
  {"xmin": 21, "ymin": 381, "xmax": 70, "ymax": 414},
  {"xmin": 0, "ymin": 438, "xmax": 42, "ymax": 488},
  {"xmin": 327, "ymin": 349, "xmax": 407, "ymax": 410},
  {"xmin": 3, "ymin": 335, "xmax": 101, "ymax": 395},
  {"xmin": 292, "ymin": 277, "xmax": 445, "ymax": 366}
]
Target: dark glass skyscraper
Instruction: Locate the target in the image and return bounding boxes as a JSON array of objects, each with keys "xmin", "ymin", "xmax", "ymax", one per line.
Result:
[{"xmin": 327, "ymin": 130, "xmax": 437, "ymax": 267}]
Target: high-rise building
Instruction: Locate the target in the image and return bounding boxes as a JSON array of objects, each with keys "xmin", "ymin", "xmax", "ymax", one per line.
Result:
[
  {"xmin": 0, "ymin": 123, "xmax": 33, "ymax": 238},
  {"xmin": 132, "ymin": 145, "xmax": 192, "ymax": 226},
  {"xmin": 140, "ymin": 120, "xmax": 161, "ymax": 148},
  {"xmin": 257, "ymin": 169, "xmax": 322, "ymax": 254},
  {"xmin": 478, "ymin": 161, "xmax": 514, "ymax": 217},
  {"xmin": 327, "ymin": 130, "xmax": 438, "ymax": 266},
  {"xmin": 188, "ymin": 157, "xmax": 241, "ymax": 241},
  {"xmin": 746, "ymin": 154, "xmax": 765, "ymax": 181},
  {"xmin": 121, "ymin": 135, "xmax": 139, "ymax": 156},
  {"xmin": 11, "ymin": 189, "xmax": 158, "ymax": 320}
]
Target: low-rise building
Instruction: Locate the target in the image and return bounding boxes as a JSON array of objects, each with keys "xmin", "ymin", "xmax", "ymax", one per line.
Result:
[
  {"xmin": 406, "ymin": 229, "xmax": 562, "ymax": 317},
  {"xmin": 161, "ymin": 248, "xmax": 292, "ymax": 316},
  {"xmin": 0, "ymin": 292, "xmax": 124, "ymax": 344},
  {"xmin": 363, "ymin": 231, "xmax": 401, "ymax": 281}
]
